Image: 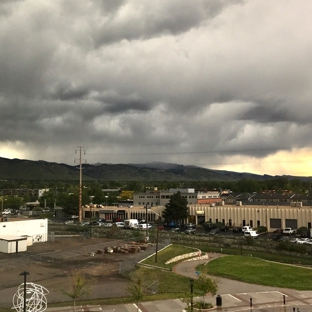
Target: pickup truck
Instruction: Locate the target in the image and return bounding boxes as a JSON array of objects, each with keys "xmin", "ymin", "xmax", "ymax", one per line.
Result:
[{"xmin": 283, "ymin": 227, "xmax": 296, "ymax": 235}]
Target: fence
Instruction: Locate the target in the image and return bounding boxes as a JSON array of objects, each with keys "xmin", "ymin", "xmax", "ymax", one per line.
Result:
[{"xmin": 119, "ymin": 237, "xmax": 171, "ymax": 277}]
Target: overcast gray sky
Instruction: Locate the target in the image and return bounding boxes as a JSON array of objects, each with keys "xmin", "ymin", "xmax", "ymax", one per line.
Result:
[{"xmin": 1, "ymin": 0, "xmax": 312, "ymax": 176}]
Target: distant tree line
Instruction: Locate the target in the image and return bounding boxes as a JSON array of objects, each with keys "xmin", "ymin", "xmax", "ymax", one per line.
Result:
[
  {"xmin": 1, "ymin": 177, "xmax": 312, "ymax": 194},
  {"xmin": 1, "ymin": 177, "xmax": 312, "ymax": 216}
]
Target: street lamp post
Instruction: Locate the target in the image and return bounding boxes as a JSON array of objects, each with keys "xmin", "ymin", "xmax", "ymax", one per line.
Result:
[
  {"xmin": 89, "ymin": 205, "xmax": 92, "ymax": 238},
  {"xmin": 155, "ymin": 227, "xmax": 159, "ymax": 263},
  {"xmin": 1, "ymin": 198, "xmax": 5, "ymax": 215},
  {"xmin": 190, "ymin": 278, "xmax": 194, "ymax": 311},
  {"xmin": 19, "ymin": 271, "xmax": 29, "ymax": 312}
]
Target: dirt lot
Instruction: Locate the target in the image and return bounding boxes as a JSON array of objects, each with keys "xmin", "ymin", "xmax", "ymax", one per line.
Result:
[{"xmin": 0, "ymin": 237, "xmax": 151, "ymax": 307}]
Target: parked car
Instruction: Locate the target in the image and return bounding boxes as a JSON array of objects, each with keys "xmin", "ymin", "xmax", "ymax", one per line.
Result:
[
  {"xmin": 242, "ymin": 226, "xmax": 252, "ymax": 233},
  {"xmin": 272, "ymin": 228, "xmax": 284, "ymax": 234},
  {"xmin": 270, "ymin": 234, "xmax": 283, "ymax": 241},
  {"xmin": 2, "ymin": 209, "xmax": 12, "ymax": 215},
  {"xmin": 303, "ymin": 239, "xmax": 312, "ymax": 245},
  {"xmin": 185, "ymin": 223, "xmax": 196, "ymax": 229},
  {"xmin": 215, "ymin": 222, "xmax": 228, "ymax": 231},
  {"xmin": 64, "ymin": 219, "xmax": 74, "ymax": 225},
  {"xmin": 296, "ymin": 238, "xmax": 309, "ymax": 244},
  {"xmin": 185, "ymin": 228, "xmax": 196, "ymax": 234},
  {"xmin": 101, "ymin": 222, "xmax": 113, "ymax": 227},
  {"xmin": 202, "ymin": 222, "xmax": 217, "ymax": 231},
  {"xmin": 171, "ymin": 227, "xmax": 181, "ymax": 232},
  {"xmin": 138, "ymin": 223, "xmax": 152, "ymax": 230},
  {"xmin": 208, "ymin": 228, "xmax": 220, "ymax": 236},
  {"xmin": 244, "ymin": 230, "xmax": 259, "ymax": 238},
  {"xmin": 283, "ymin": 228, "xmax": 296, "ymax": 235},
  {"xmin": 289, "ymin": 237, "xmax": 298, "ymax": 243},
  {"xmin": 167, "ymin": 221, "xmax": 179, "ymax": 227},
  {"xmin": 114, "ymin": 222, "xmax": 125, "ymax": 228}
]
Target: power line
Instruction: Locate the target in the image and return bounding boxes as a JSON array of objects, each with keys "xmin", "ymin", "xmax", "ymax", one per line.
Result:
[{"xmin": 85, "ymin": 146, "xmax": 302, "ymax": 157}]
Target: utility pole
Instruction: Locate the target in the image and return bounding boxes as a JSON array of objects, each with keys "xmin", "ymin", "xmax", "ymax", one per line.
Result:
[
  {"xmin": 145, "ymin": 204, "xmax": 149, "ymax": 242},
  {"xmin": 75, "ymin": 146, "xmax": 86, "ymax": 223}
]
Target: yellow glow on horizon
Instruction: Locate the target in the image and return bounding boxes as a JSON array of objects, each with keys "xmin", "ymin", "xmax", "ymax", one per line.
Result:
[
  {"xmin": 0, "ymin": 142, "xmax": 29, "ymax": 160},
  {"xmin": 216, "ymin": 148, "xmax": 312, "ymax": 176}
]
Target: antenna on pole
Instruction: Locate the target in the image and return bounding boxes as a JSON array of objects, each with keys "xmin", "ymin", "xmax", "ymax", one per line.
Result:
[{"xmin": 75, "ymin": 146, "xmax": 86, "ymax": 223}]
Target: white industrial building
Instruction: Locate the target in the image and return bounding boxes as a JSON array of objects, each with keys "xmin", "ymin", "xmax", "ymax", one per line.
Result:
[{"xmin": 0, "ymin": 219, "xmax": 48, "ymax": 253}]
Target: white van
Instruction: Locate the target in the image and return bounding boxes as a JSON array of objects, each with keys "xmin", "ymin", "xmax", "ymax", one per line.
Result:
[
  {"xmin": 244, "ymin": 230, "xmax": 258, "ymax": 238},
  {"xmin": 242, "ymin": 226, "xmax": 252, "ymax": 233},
  {"xmin": 124, "ymin": 219, "xmax": 139, "ymax": 229}
]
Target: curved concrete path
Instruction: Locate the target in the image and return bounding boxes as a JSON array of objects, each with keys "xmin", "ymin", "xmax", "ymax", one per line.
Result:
[{"xmin": 171, "ymin": 252, "xmax": 312, "ymax": 311}]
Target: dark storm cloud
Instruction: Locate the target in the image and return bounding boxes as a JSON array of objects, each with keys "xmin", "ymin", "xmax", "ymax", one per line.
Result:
[
  {"xmin": 50, "ymin": 83, "xmax": 90, "ymax": 101},
  {"xmin": 239, "ymin": 101, "xmax": 291, "ymax": 123},
  {"xmin": 0, "ymin": 0, "xmax": 312, "ymax": 175},
  {"xmin": 94, "ymin": 0, "xmax": 127, "ymax": 13},
  {"xmin": 103, "ymin": 99, "xmax": 151, "ymax": 114},
  {"xmin": 94, "ymin": 93, "xmax": 152, "ymax": 113},
  {"xmin": 93, "ymin": 0, "xmax": 243, "ymax": 46}
]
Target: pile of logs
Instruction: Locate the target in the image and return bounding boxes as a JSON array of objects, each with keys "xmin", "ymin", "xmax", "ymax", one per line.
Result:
[{"xmin": 95, "ymin": 242, "xmax": 151, "ymax": 255}]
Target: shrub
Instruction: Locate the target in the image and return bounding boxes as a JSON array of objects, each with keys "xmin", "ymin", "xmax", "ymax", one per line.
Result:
[
  {"xmin": 297, "ymin": 227, "xmax": 308, "ymax": 234},
  {"xmin": 257, "ymin": 226, "xmax": 267, "ymax": 233},
  {"xmin": 194, "ymin": 301, "xmax": 214, "ymax": 310},
  {"xmin": 276, "ymin": 241, "xmax": 307, "ymax": 253}
]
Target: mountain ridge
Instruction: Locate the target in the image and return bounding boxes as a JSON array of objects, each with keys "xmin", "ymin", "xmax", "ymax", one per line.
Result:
[{"xmin": 0, "ymin": 157, "xmax": 311, "ymax": 181}]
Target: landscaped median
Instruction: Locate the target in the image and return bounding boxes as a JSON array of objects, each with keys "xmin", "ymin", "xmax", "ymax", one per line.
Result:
[{"xmin": 139, "ymin": 244, "xmax": 206, "ymax": 270}]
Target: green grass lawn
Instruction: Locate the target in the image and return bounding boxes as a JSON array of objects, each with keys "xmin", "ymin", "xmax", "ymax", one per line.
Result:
[
  {"xmin": 137, "ymin": 267, "xmax": 190, "ymax": 295},
  {"xmin": 142, "ymin": 244, "xmax": 199, "ymax": 269},
  {"xmin": 202, "ymin": 255, "xmax": 312, "ymax": 290}
]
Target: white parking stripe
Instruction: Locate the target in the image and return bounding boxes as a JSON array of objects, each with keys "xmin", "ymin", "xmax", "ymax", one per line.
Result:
[
  {"xmin": 275, "ymin": 290, "xmax": 288, "ymax": 296},
  {"xmin": 133, "ymin": 304, "xmax": 142, "ymax": 312},
  {"xmin": 227, "ymin": 294, "xmax": 242, "ymax": 301}
]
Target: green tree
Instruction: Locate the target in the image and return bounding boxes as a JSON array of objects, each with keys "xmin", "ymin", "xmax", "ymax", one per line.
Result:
[
  {"xmin": 88, "ymin": 183, "xmax": 105, "ymax": 204},
  {"xmin": 61, "ymin": 194, "xmax": 79, "ymax": 216},
  {"xmin": 120, "ymin": 190, "xmax": 134, "ymax": 200},
  {"xmin": 195, "ymin": 274, "xmax": 218, "ymax": 307},
  {"xmin": 4, "ymin": 196, "xmax": 24, "ymax": 210},
  {"xmin": 39, "ymin": 189, "xmax": 56, "ymax": 208},
  {"xmin": 127, "ymin": 271, "xmax": 145, "ymax": 311},
  {"xmin": 62, "ymin": 270, "xmax": 92, "ymax": 311},
  {"xmin": 162, "ymin": 191, "xmax": 188, "ymax": 224},
  {"xmin": 125, "ymin": 181, "xmax": 144, "ymax": 192}
]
